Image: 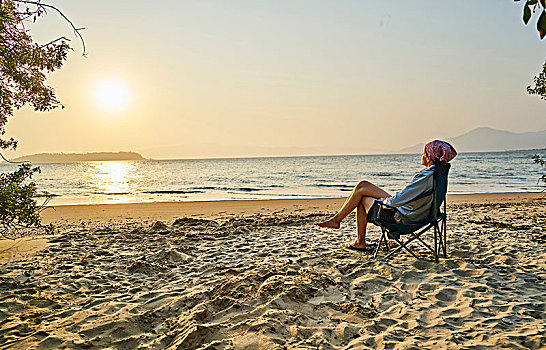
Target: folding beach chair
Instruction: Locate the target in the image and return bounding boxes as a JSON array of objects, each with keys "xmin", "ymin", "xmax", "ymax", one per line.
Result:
[{"xmin": 370, "ymin": 161, "xmax": 450, "ymax": 263}]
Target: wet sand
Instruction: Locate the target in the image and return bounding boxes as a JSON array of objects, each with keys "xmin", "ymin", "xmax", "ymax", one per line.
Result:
[{"xmin": 0, "ymin": 193, "xmax": 544, "ymax": 349}]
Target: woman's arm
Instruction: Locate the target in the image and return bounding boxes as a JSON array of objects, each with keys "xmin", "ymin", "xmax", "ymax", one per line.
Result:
[{"xmin": 382, "ymin": 167, "xmax": 434, "ymax": 208}]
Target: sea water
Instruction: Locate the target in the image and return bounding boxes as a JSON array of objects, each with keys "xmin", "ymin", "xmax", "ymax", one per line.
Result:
[{"xmin": 0, "ymin": 150, "xmax": 544, "ymax": 205}]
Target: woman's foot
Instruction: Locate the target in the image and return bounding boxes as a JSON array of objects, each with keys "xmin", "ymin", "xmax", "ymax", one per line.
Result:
[
  {"xmin": 317, "ymin": 218, "xmax": 340, "ymax": 229},
  {"xmin": 345, "ymin": 241, "xmax": 376, "ymax": 252}
]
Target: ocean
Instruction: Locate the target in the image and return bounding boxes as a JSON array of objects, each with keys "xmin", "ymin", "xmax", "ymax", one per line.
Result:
[{"xmin": 0, "ymin": 150, "xmax": 544, "ymax": 205}]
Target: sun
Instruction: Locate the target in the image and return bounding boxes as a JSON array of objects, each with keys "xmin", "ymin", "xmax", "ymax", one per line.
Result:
[{"xmin": 94, "ymin": 79, "xmax": 130, "ymax": 111}]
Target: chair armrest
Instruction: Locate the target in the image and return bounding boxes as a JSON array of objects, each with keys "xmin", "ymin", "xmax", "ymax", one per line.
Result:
[{"xmin": 376, "ymin": 200, "xmax": 395, "ymax": 209}]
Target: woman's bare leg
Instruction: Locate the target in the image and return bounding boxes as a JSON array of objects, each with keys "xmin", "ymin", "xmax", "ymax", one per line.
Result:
[
  {"xmin": 317, "ymin": 180, "xmax": 391, "ymax": 229},
  {"xmin": 350, "ymin": 196, "xmax": 376, "ymax": 249}
]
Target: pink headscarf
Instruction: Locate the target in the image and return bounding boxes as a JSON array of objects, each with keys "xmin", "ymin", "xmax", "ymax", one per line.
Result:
[{"xmin": 424, "ymin": 140, "xmax": 457, "ymax": 163}]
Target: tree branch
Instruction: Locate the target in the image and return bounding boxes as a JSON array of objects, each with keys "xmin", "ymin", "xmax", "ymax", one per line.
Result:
[
  {"xmin": 0, "ymin": 152, "xmax": 23, "ymax": 164},
  {"xmin": 14, "ymin": 0, "xmax": 86, "ymax": 55},
  {"xmin": 38, "ymin": 36, "xmax": 70, "ymax": 49}
]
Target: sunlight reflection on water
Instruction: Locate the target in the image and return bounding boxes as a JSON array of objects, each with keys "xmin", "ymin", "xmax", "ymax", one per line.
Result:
[{"xmin": 86, "ymin": 161, "xmax": 140, "ymax": 203}]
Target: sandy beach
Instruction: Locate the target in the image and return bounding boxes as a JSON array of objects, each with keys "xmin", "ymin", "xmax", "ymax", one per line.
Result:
[
  {"xmin": 0, "ymin": 192, "xmax": 544, "ymax": 349},
  {"xmin": 3, "ymin": 0, "xmax": 545, "ymax": 348}
]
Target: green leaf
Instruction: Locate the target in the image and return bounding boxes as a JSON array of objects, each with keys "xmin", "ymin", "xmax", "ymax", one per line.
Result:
[
  {"xmin": 541, "ymin": 0, "xmax": 546, "ymax": 8},
  {"xmin": 538, "ymin": 11, "xmax": 546, "ymax": 38},
  {"xmin": 528, "ymin": 0, "xmax": 538, "ymax": 5},
  {"xmin": 524, "ymin": 5, "xmax": 532, "ymax": 24}
]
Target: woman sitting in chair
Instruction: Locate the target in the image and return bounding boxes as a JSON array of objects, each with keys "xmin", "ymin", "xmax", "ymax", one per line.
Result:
[{"xmin": 317, "ymin": 140, "xmax": 457, "ymax": 252}]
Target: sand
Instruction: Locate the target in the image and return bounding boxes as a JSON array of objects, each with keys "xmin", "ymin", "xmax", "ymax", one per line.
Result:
[{"xmin": 0, "ymin": 193, "xmax": 544, "ymax": 349}]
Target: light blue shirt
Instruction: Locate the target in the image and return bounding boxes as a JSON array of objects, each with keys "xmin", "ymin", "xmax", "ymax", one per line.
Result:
[{"xmin": 383, "ymin": 165, "xmax": 435, "ymax": 223}]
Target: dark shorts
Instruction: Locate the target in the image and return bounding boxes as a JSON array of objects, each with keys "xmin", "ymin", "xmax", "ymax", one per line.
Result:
[{"xmin": 367, "ymin": 201, "xmax": 397, "ymax": 224}]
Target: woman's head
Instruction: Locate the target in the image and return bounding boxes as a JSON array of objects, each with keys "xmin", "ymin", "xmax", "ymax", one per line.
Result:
[
  {"xmin": 421, "ymin": 149, "xmax": 433, "ymax": 167},
  {"xmin": 422, "ymin": 140, "xmax": 457, "ymax": 167}
]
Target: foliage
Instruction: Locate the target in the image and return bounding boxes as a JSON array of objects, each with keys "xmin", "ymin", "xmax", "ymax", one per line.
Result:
[
  {"xmin": 527, "ymin": 60, "xmax": 546, "ymax": 99},
  {"xmin": 0, "ymin": 162, "xmax": 53, "ymax": 238},
  {"xmin": 1, "ymin": 0, "xmax": 82, "ymax": 238},
  {"xmin": 516, "ymin": 0, "xmax": 546, "ymax": 39},
  {"xmin": 0, "ymin": 0, "xmax": 76, "ymax": 150},
  {"xmin": 532, "ymin": 154, "xmax": 546, "ymax": 187},
  {"xmin": 514, "ymin": 1, "xmax": 546, "ymax": 101}
]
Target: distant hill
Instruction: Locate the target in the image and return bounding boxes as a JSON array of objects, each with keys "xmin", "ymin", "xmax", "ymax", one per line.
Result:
[
  {"xmin": 6, "ymin": 152, "xmax": 146, "ymax": 163},
  {"xmin": 399, "ymin": 127, "xmax": 546, "ymax": 153}
]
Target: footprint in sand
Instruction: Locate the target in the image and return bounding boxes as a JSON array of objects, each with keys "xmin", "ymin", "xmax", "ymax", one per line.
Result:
[{"xmin": 433, "ymin": 288, "xmax": 458, "ymax": 302}]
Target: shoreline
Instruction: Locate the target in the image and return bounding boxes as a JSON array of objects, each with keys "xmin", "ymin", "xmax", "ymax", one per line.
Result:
[{"xmin": 43, "ymin": 190, "xmax": 546, "ymax": 208}]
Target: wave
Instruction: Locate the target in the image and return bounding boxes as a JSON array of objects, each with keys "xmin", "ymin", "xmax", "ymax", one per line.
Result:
[
  {"xmin": 144, "ymin": 190, "xmax": 205, "ymax": 194},
  {"xmin": 35, "ymin": 193, "xmax": 61, "ymax": 197},
  {"xmin": 194, "ymin": 186, "xmax": 232, "ymax": 191},
  {"xmin": 314, "ymin": 184, "xmax": 354, "ymax": 189},
  {"xmin": 226, "ymin": 191, "xmax": 324, "ymax": 197},
  {"xmin": 235, "ymin": 187, "xmax": 262, "ymax": 192},
  {"xmin": 194, "ymin": 186, "xmax": 263, "ymax": 192},
  {"xmin": 92, "ymin": 192, "xmax": 131, "ymax": 195}
]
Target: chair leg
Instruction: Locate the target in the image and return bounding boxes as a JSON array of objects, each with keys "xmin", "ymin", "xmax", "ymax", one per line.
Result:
[
  {"xmin": 384, "ymin": 237, "xmax": 421, "ymax": 260},
  {"xmin": 435, "ymin": 220, "xmax": 441, "ymax": 258},
  {"xmin": 434, "ymin": 223, "xmax": 439, "ymax": 263},
  {"xmin": 375, "ymin": 223, "xmax": 442, "ymax": 262},
  {"xmin": 384, "ymin": 225, "xmax": 435, "ymax": 261},
  {"xmin": 411, "ymin": 224, "xmax": 435, "ymax": 253},
  {"xmin": 373, "ymin": 228, "xmax": 385, "ymax": 259},
  {"xmin": 442, "ymin": 218, "xmax": 447, "ymax": 258},
  {"xmin": 414, "ymin": 234, "xmax": 434, "ymax": 254}
]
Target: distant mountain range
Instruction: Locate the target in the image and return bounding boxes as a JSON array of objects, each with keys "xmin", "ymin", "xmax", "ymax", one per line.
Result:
[
  {"xmin": 400, "ymin": 127, "xmax": 546, "ymax": 153},
  {"xmin": 4, "ymin": 152, "xmax": 146, "ymax": 163}
]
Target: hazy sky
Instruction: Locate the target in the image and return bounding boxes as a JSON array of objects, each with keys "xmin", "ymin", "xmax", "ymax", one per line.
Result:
[{"xmin": 5, "ymin": 0, "xmax": 546, "ymax": 159}]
